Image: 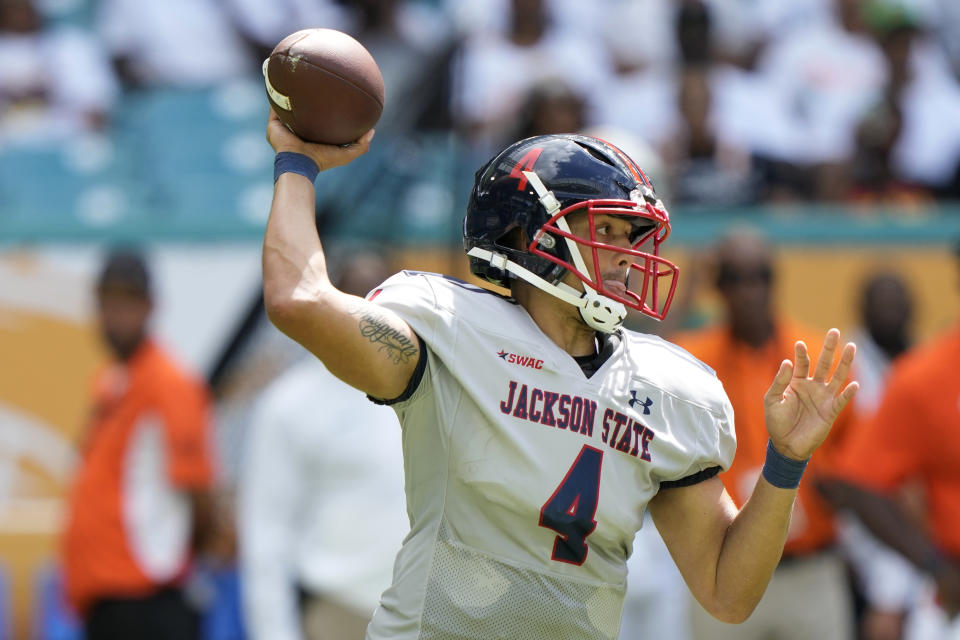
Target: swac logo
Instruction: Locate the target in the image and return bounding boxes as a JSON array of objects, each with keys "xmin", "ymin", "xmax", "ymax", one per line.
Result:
[
  {"xmin": 629, "ymin": 391, "xmax": 653, "ymax": 415},
  {"xmin": 497, "ymin": 349, "xmax": 544, "ymax": 370}
]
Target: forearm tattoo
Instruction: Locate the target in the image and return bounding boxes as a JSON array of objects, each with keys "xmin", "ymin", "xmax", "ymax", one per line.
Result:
[{"xmin": 358, "ymin": 311, "xmax": 418, "ymax": 365}]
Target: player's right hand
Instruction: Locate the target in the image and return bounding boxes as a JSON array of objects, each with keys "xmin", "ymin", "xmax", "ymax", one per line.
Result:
[{"xmin": 266, "ymin": 108, "xmax": 374, "ymax": 172}]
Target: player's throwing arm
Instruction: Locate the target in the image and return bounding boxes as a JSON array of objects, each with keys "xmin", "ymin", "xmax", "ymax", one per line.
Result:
[{"xmin": 262, "ymin": 114, "xmax": 418, "ymax": 400}]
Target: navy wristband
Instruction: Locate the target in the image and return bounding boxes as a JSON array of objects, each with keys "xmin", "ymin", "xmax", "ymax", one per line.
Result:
[
  {"xmin": 274, "ymin": 151, "xmax": 319, "ymax": 184},
  {"xmin": 761, "ymin": 440, "xmax": 809, "ymax": 489}
]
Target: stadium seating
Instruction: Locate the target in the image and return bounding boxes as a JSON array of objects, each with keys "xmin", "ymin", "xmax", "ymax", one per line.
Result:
[
  {"xmin": 0, "ymin": 82, "xmax": 274, "ymax": 236},
  {"xmin": 1, "ymin": 76, "xmax": 957, "ymax": 248},
  {"xmin": 0, "ymin": 82, "xmax": 477, "ymax": 245}
]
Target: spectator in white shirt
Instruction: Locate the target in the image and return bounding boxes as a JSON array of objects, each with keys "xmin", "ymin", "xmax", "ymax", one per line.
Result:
[
  {"xmin": 452, "ymin": 0, "xmax": 612, "ymax": 151},
  {"xmin": 238, "ymin": 251, "xmax": 408, "ymax": 640},
  {"xmin": 832, "ymin": 272, "xmax": 924, "ymax": 640},
  {"xmin": 869, "ymin": 5, "xmax": 960, "ymax": 193},
  {"xmin": 0, "ymin": 0, "xmax": 118, "ymax": 145},
  {"xmin": 96, "ymin": 0, "xmax": 254, "ymax": 88},
  {"xmin": 752, "ymin": 0, "xmax": 888, "ymax": 174},
  {"xmin": 224, "ymin": 0, "xmax": 351, "ymax": 63}
]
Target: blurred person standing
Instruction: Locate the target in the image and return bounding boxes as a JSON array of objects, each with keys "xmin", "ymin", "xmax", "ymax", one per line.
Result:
[
  {"xmin": 61, "ymin": 249, "xmax": 218, "ymax": 640},
  {"xmin": 834, "ymin": 271, "xmax": 923, "ymax": 640},
  {"xmin": 846, "ymin": 272, "xmax": 914, "ymax": 415},
  {"xmin": 239, "ymin": 250, "xmax": 408, "ymax": 640},
  {"xmin": 673, "ymin": 229, "xmax": 856, "ymax": 640},
  {"xmin": 819, "ymin": 241, "xmax": 960, "ymax": 640}
]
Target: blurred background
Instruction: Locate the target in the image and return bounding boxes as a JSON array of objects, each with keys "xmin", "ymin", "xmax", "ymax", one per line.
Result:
[{"xmin": 1, "ymin": 0, "xmax": 960, "ymax": 638}]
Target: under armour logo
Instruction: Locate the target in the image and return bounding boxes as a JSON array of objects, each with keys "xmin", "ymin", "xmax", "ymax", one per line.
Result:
[{"xmin": 629, "ymin": 391, "xmax": 653, "ymax": 415}]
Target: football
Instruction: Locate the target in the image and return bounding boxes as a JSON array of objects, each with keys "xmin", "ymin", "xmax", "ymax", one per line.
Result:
[{"xmin": 263, "ymin": 28, "xmax": 385, "ymax": 145}]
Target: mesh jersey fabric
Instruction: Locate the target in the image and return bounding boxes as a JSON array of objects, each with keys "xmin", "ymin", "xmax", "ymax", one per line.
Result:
[{"xmin": 365, "ymin": 272, "xmax": 736, "ymax": 640}]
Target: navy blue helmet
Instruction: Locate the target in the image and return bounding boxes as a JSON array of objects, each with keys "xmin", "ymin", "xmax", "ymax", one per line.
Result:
[{"xmin": 463, "ymin": 134, "xmax": 678, "ymax": 330}]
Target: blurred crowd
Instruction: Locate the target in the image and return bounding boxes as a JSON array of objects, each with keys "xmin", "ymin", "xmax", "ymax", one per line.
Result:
[{"xmin": 3, "ymin": 0, "xmax": 960, "ymax": 209}]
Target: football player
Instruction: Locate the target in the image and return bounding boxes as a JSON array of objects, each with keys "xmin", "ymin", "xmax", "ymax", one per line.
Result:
[{"xmin": 262, "ymin": 111, "xmax": 859, "ymax": 640}]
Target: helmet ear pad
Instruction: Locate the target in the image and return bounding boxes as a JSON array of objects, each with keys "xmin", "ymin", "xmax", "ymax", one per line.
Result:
[
  {"xmin": 479, "ymin": 223, "xmax": 569, "ymax": 289},
  {"xmin": 484, "ymin": 226, "xmax": 528, "ymax": 285}
]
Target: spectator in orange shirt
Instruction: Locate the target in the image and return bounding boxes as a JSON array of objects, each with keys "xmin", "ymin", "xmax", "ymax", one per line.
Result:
[
  {"xmin": 820, "ymin": 241, "xmax": 960, "ymax": 639},
  {"xmin": 838, "ymin": 271, "xmax": 923, "ymax": 640},
  {"xmin": 61, "ymin": 248, "xmax": 218, "ymax": 640},
  {"xmin": 673, "ymin": 228, "xmax": 856, "ymax": 640}
]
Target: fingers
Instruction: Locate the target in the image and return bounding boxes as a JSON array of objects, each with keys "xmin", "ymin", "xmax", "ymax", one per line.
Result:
[
  {"xmin": 322, "ymin": 129, "xmax": 375, "ymax": 169},
  {"xmin": 827, "ymin": 341, "xmax": 857, "ymax": 395},
  {"xmin": 353, "ymin": 128, "xmax": 375, "ymax": 149},
  {"xmin": 831, "ymin": 381, "xmax": 860, "ymax": 418},
  {"xmin": 812, "ymin": 328, "xmax": 840, "ymax": 382},
  {"xmin": 265, "ymin": 114, "xmax": 375, "ymax": 170},
  {"xmin": 764, "ymin": 359, "xmax": 794, "ymax": 405},
  {"xmin": 793, "ymin": 340, "xmax": 810, "ymax": 379},
  {"xmin": 266, "ymin": 107, "xmax": 300, "ymax": 152}
]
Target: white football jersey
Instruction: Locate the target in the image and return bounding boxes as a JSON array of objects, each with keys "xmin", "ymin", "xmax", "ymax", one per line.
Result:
[{"xmin": 366, "ymin": 272, "xmax": 736, "ymax": 640}]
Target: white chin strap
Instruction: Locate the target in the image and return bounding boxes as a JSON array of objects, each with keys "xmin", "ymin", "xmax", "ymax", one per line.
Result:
[{"xmin": 467, "ymin": 170, "xmax": 627, "ymax": 334}]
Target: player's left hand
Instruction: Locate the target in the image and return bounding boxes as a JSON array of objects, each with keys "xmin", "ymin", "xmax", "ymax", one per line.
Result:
[{"xmin": 763, "ymin": 329, "xmax": 858, "ymax": 461}]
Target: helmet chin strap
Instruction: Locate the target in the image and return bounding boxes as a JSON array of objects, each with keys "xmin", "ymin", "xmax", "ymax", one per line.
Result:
[{"xmin": 466, "ymin": 170, "xmax": 627, "ymax": 334}]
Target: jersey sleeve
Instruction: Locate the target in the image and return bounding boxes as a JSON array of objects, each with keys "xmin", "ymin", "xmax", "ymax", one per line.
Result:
[
  {"xmin": 695, "ymin": 391, "xmax": 736, "ymax": 477},
  {"xmin": 365, "ymin": 272, "xmax": 456, "ymax": 405},
  {"xmin": 238, "ymin": 378, "xmax": 308, "ymax": 640},
  {"xmin": 657, "ymin": 372, "xmax": 737, "ymax": 490},
  {"xmin": 158, "ymin": 376, "xmax": 216, "ymax": 489},
  {"xmin": 367, "ymin": 272, "xmax": 448, "ymax": 347}
]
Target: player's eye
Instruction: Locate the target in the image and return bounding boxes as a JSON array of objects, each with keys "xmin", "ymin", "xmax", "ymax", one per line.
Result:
[{"xmin": 595, "ymin": 225, "xmax": 609, "ymax": 236}]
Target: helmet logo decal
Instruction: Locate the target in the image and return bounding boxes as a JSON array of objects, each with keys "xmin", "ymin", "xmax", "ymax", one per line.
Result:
[{"xmin": 508, "ymin": 147, "xmax": 544, "ymax": 191}]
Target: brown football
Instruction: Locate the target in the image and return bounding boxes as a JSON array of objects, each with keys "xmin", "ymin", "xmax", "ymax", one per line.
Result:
[{"xmin": 263, "ymin": 28, "xmax": 384, "ymax": 145}]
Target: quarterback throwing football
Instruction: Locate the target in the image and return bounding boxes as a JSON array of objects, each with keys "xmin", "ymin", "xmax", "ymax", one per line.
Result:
[{"xmin": 262, "ymin": 111, "xmax": 858, "ymax": 640}]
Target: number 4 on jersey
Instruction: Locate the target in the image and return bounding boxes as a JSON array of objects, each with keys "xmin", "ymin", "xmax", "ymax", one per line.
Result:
[{"xmin": 539, "ymin": 445, "xmax": 603, "ymax": 565}]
